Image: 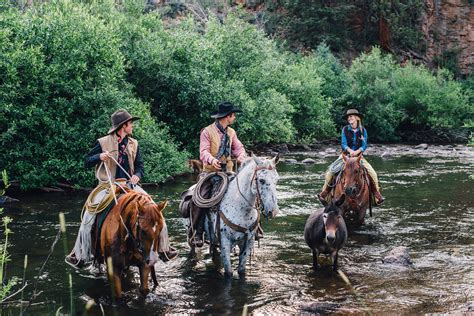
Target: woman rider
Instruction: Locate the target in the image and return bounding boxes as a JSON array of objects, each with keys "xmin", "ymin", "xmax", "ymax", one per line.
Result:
[{"xmin": 318, "ymin": 109, "xmax": 385, "ymax": 205}]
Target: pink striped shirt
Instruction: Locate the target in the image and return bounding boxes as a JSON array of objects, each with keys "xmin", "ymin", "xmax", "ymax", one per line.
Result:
[{"xmin": 199, "ymin": 124, "xmax": 246, "ymax": 165}]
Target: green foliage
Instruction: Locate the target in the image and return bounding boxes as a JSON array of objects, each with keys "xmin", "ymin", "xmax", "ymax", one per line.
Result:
[
  {"xmin": 0, "ymin": 1, "xmax": 471, "ymax": 190},
  {"xmin": 346, "ymin": 48, "xmax": 472, "ymax": 141},
  {"xmin": 0, "ymin": 2, "xmax": 187, "ymax": 189},
  {"xmin": 0, "ymin": 171, "xmax": 18, "ymax": 301},
  {"xmin": 120, "ymin": 11, "xmax": 333, "ymax": 151},
  {"xmin": 346, "ymin": 48, "xmax": 402, "ymax": 141}
]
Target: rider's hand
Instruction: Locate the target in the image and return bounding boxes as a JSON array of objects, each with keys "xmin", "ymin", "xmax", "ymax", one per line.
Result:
[
  {"xmin": 100, "ymin": 151, "xmax": 111, "ymax": 161},
  {"xmin": 212, "ymin": 159, "xmax": 221, "ymax": 170},
  {"xmin": 131, "ymin": 175, "xmax": 140, "ymax": 185}
]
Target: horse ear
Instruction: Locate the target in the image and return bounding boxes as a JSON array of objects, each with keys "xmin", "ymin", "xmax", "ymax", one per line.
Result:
[
  {"xmin": 156, "ymin": 200, "xmax": 168, "ymax": 212},
  {"xmin": 318, "ymin": 194, "xmax": 328, "ymax": 207},
  {"xmin": 272, "ymin": 153, "xmax": 280, "ymax": 165},
  {"xmin": 252, "ymin": 153, "xmax": 262, "ymax": 165},
  {"xmin": 357, "ymin": 155, "xmax": 363, "ymax": 162},
  {"xmin": 335, "ymin": 194, "xmax": 346, "ymax": 207},
  {"xmin": 342, "ymin": 154, "xmax": 348, "ymax": 162}
]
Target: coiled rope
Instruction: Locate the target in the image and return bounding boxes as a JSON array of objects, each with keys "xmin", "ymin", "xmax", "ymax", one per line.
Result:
[
  {"xmin": 81, "ymin": 154, "xmax": 132, "ymax": 219},
  {"xmin": 192, "ymin": 172, "xmax": 229, "ymax": 208},
  {"xmin": 81, "ymin": 182, "xmax": 116, "ymax": 218}
]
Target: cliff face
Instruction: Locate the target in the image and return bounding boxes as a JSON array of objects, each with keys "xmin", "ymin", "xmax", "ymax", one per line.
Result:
[{"xmin": 422, "ymin": 0, "xmax": 473, "ymax": 76}]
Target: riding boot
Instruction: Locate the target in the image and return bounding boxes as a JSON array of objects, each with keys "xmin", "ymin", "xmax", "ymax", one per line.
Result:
[
  {"xmin": 374, "ymin": 190, "xmax": 385, "ymax": 205},
  {"xmin": 318, "ymin": 186, "xmax": 331, "ymax": 201},
  {"xmin": 159, "ymin": 246, "xmax": 178, "ymax": 262},
  {"xmin": 194, "ymin": 217, "xmax": 205, "ymax": 248},
  {"xmin": 369, "ymin": 179, "xmax": 385, "ymax": 205}
]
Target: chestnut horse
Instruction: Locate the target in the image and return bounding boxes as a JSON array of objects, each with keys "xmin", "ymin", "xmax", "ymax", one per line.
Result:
[
  {"xmin": 100, "ymin": 190, "xmax": 167, "ymax": 298},
  {"xmin": 333, "ymin": 154, "xmax": 370, "ymax": 225}
]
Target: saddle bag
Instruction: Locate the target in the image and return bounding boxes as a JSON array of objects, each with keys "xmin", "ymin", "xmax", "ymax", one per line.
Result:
[{"xmin": 179, "ymin": 184, "xmax": 196, "ymax": 218}]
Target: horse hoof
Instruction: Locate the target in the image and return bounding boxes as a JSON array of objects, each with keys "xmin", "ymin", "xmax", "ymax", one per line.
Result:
[
  {"xmin": 224, "ymin": 271, "xmax": 233, "ymax": 278},
  {"xmin": 238, "ymin": 271, "xmax": 246, "ymax": 278}
]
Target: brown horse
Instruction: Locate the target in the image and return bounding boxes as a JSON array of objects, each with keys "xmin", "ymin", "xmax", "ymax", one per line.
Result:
[
  {"xmin": 333, "ymin": 154, "xmax": 370, "ymax": 225},
  {"xmin": 100, "ymin": 190, "xmax": 167, "ymax": 298}
]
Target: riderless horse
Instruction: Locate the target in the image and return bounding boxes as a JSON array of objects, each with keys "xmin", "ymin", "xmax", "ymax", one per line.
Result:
[
  {"xmin": 333, "ymin": 154, "xmax": 370, "ymax": 225},
  {"xmin": 304, "ymin": 194, "xmax": 347, "ymax": 271},
  {"xmin": 100, "ymin": 190, "xmax": 167, "ymax": 298},
  {"xmin": 202, "ymin": 155, "xmax": 280, "ymax": 277}
]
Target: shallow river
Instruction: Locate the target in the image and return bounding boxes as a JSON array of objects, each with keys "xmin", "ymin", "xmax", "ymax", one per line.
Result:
[{"xmin": 3, "ymin": 147, "xmax": 473, "ymax": 314}]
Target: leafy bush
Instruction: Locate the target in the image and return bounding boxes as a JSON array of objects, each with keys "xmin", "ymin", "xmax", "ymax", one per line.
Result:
[
  {"xmin": 346, "ymin": 47, "xmax": 472, "ymax": 141},
  {"xmin": 0, "ymin": 3, "xmax": 187, "ymax": 189},
  {"xmin": 120, "ymin": 11, "xmax": 333, "ymax": 151},
  {"xmin": 346, "ymin": 48, "xmax": 402, "ymax": 141}
]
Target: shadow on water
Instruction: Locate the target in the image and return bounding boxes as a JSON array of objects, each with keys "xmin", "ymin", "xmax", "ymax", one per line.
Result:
[{"xmin": 2, "ymin": 150, "xmax": 473, "ymax": 314}]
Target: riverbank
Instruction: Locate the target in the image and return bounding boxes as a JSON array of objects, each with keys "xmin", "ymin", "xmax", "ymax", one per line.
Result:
[
  {"xmin": 2, "ymin": 143, "xmax": 472, "ymax": 203},
  {"xmin": 258, "ymin": 143, "xmax": 474, "ymax": 162}
]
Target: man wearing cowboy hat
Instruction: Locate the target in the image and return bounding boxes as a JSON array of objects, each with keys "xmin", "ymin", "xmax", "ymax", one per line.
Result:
[
  {"xmin": 66, "ymin": 109, "xmax": 178, "ymax": 266},
  {"xmin": 188, "ymin": 101, "xmax": 248, "ymax": 247},
  {"xmin": 318, "ymin": 108, "xmax": 385, "ymax": 205}
]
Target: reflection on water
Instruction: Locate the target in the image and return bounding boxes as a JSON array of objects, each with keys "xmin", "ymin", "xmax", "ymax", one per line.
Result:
[{"xmin": 3, "ymin": 153, "xmax": 474, "ymax": 314}]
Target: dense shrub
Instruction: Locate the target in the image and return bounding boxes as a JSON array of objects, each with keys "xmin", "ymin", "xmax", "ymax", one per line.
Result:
[
  {"xmin": 120, "ymin": 12, "xmax": 333, "ymax": 152},
  {"xmin": 346, "ymin": 48, "xmax": 472, "ymax": 141},
  {"xmin": 0, "ymin": 3, "xmax": 187, "ymax": 189}
]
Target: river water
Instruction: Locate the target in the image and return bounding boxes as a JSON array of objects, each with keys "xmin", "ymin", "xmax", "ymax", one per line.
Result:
[{"xmin": 2, "ymin": 145, "xmax": 473, "ymax": 314}]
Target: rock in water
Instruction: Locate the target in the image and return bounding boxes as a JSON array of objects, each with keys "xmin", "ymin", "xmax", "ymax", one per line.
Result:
[
  {"xmin": 0, "ymin": 196, "xmax": 19, "ymax": 205},
  {"xmin": 414, "ymin": 143, "xmax": 428, "ymax": 150},
  {"xmin": 284, "ymin": 158, "xmax": 297, "ymax": 164},
  {"xmin": 302, "ymin": 158, "xmax": 316, "ymax": 164},
  {"xmin": 383, "ymin": 246, "xmax": 412, "ymax": 266}
]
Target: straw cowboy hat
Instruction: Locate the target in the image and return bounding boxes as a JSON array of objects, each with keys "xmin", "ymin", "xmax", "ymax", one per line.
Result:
[
  {"xmin": 344, "ymin": 108, "xmax": 364, "ymax": 119},
  {"xmin": 210, "ymin": 101, "xmax": 242, "ymax": 119},
  {"xmin": 108, "ymin": 109, "xmax": 141, "ymax": 134}
]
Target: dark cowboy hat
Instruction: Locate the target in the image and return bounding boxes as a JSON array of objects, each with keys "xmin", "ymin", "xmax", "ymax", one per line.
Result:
[
  {"xmin": 108, "ymin": 109, "xmax": 141, "ymax": 134},
  {"xmin": 210, "ymin": 101, "xmax": 242, "ymax": 119},
  {"xmin": 344, "ymin": 108, "xmax": 364, "ymax": 119}
]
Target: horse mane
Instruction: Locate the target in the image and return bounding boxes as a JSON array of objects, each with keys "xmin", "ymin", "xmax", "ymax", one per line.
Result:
[
  {"xmin": 116, "ymin": 192, "xmax": 163, "ymax": 222},
  {"xmin": 343, "ymin": 156, "xmax": 362, "ymax": 172},
  {"xmin": 238, "ymin": 156, "xmax": 274, "ymax": 172},
  {"xmin": 238, "ymin": 156, "xmax": 255, "ymax": 172}
]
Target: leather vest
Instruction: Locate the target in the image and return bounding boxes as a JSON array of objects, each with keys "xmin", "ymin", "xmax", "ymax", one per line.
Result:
[
  {"xmin": 95, "ymin": 134, "xmax": 138, "ymax": 182},
  {"xmin": 343, "ymin": 125, "xmax": 363, "ymax": 151},
  {"xmin": 202, "ymin": 123, "xmax": 236, "ymax": 173}
]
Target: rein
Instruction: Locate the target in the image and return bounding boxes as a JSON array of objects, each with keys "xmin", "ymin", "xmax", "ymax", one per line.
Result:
[{"xmin": 338, "ymin": 160, "xmax": 368, "ymax": 198}]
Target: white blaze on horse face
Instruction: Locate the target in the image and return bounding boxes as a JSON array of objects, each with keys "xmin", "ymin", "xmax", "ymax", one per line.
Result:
[
  {"xmin": 152, "ymin": 223, "xmax": 157, "ymax": 233},
  {"xmin": 323, "ymin": 213, "xmax": 328, "ymax": 225}
]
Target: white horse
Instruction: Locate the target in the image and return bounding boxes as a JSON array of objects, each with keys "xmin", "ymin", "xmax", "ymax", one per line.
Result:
[{"xmin": 206, "ymin": 154, "xmax": 280, "ymax": 277}]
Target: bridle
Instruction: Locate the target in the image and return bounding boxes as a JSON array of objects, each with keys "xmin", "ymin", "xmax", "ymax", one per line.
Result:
[
  {"xmin": 219, "ymin": 164, "xmax": 275, "ymax": 235},
  {"xmin": 123, "ymin": 200, "xmax": 159, "ymax": 260},
  {"xmin": 339, "ymin": 159, "xmax": 366, "ymax": 197},
  {"xmin": 236, "ymin": 164, "xmax": 275, "ymax": 216}
]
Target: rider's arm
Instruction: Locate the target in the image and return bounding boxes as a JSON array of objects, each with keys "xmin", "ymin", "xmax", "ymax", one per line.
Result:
[
  {"xmin": 341, "ymin": 127, "xmax": 349, "ymax": 153},
  {"xmin": 133, "ymin": 145, "xmax": 144, "ymax": 180},
  {"xmin": 199, "ymin": 128, "xmax": 219, "ymax": 166},
  {"xmin": 231, "ymin": 134, "xmax": 246, "ymax": 163},
  {"xmin": 84, "ymin": 141, "xmax": 102, "ymax": 168},
  {"xmin": 360, "ymin": 128, "xmax": 368, "ymax": 152}
]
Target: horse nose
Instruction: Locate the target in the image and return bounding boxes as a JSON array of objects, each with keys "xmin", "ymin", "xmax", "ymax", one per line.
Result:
[
  {"xmin": 326, "ymin": 234, "xmax": 335, "ymax": 244},
  {"xmin": 345, "ymin": 187, "xmax": 355, "ymax": 196}
]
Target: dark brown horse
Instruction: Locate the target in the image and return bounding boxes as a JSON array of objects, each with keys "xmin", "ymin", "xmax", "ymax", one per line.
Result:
[
  {"xmin": 100, "ymin": 190, "xmax": 167, "ymax": 298},
  {"xmin": 333, "ymin": 154, "xmax": 370, "ymax": 225}
]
